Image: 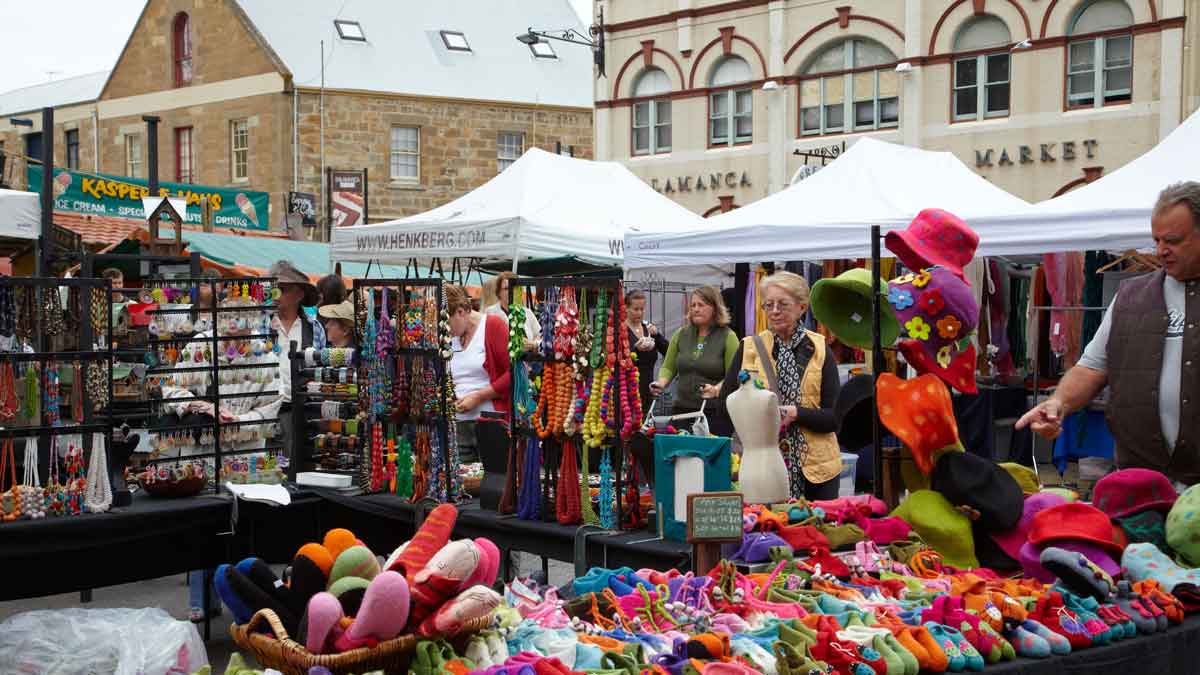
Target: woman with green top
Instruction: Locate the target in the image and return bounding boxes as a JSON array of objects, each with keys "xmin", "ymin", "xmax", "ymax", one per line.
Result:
[{"xmin": 649, "ymin": 286, "xmax": 738, "ymax": 437}]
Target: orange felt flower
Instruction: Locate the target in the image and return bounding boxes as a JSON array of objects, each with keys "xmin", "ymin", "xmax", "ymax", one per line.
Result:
[{"xmin": 936, "ymin": 315, "xmax": 962, "ymax": 340}]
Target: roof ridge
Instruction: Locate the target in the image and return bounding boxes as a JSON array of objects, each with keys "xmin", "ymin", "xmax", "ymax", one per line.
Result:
[{"xmin": 0, "ymin": 70, "xmax": 111, "ymax": 98}]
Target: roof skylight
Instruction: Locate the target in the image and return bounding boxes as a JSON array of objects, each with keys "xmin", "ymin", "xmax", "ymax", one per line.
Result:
[
  {"xmin": 441, "ymin": 30, "xmax": 471, "ymax": 52},
  {"xmin": 334, "ymin": 20, "xmax": 365, "ymax": 41}
]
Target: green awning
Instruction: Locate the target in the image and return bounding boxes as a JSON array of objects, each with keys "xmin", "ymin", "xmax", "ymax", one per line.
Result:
[{"xmin": 180, "ymin": 231, "xmax": 427, "ymax": 279}]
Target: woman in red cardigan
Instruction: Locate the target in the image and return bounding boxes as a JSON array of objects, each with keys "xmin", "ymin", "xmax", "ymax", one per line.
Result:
[{"xmin": 446, "ymin": 284, "xmax": 511, "ymax": 463}]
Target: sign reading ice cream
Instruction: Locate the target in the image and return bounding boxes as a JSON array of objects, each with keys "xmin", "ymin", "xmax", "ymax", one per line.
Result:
[{"xmin": 28, "ymin": 166, "xmax": 270, "ymax": 231}]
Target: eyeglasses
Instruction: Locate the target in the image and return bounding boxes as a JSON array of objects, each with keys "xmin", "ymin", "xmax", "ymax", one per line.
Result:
[{"xmin": 760, "ymin": 301, "xmax": 795, "ymax": 311}]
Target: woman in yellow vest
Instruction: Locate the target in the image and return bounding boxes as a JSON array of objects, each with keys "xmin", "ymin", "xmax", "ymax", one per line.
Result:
[{"xmin": 720, "ymin": 271, "xmax": 843, "ymax": 500}]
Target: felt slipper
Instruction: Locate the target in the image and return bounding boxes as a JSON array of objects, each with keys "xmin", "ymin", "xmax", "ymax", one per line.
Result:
[
  {"xmin": 879, "ymin": 632, "xmax": 918, "ymax": 675},
  {"xmin": 1020, "ymin": 619, "xmax": 1071, "ymax": 655},
  {"xmin": 396, "ymin": 503, "xmax": 459, "ymax": 578},
  {"xmin": 419, "ymin": 584, "xmax": 502, "ymax": 637},
  {"xmin": 1003, "ymin": 622, "xmax": 1050, "ymax": 659},
  {"xmin": 1030, "ymin": 593, "xmax": 1090, "ymax": 650},
  {"xmin": 214, "ymin": 564, "xmax": 253, "ymax": 625},
  {"xmin": 237, "ymin": 558, "xmax": 295, "ymax": 615},
  {"xmin": 1057, "ymin": 590, "xmax": 1113, "ymax": 645},
  {"xmin": 896, "ymin": 626, "xmax": 946, "ymax": 674},
  {"xmin": 926, "ymin": 622, "xmax": 984, "ymax": 672},
  {"xmin": 333, "ymin": 571, "xmax": 411, "ymax": 652},
  {"xmin": 1132, "ymin": 579, "xmax": 1186, "ymax": 624},
  {"xmin": 227, "ymin": 566, "xmax": 298, "ymax": 634},
  {"xmin": 466, "ymin": 538, "xmax": 501, "ymax": 589},
  {"xmin": 303, "ymin": 592, "xmax": 344, "ymax": 654}
]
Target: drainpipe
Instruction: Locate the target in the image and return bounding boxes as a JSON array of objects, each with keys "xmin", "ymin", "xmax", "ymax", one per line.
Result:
[{"xmin": 92, "ymin": 109, "xmax": 99, "ymax": 171}]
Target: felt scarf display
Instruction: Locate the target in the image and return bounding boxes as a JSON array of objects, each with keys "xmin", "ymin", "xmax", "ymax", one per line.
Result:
[
  {"xmin": 517, "ymin": 437, "xmax": 542, "ymax": 521},
  {"xmin": 499, "ymin": 432, "xmax": 518, "ymax": 516},
  {"xmin": 556, "ymin": 438, "xmax": 582, "ymax": 525},
  {"xmin": 579, "ymin": 426, "xmax": 599, "ymax": 526}
]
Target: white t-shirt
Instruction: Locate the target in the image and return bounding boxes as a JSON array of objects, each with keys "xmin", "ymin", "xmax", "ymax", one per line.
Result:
[
  {"xmin": 483, "ymin": 303, "xmax": 542, "ymax": 344},
  {"xmin": 1078, "ymin": 275, "xmax": 1185, "ymax": 451},
  {"xmin": 450, "ymin": 317, "xmax": 495, "ymax": 421},
  {"xmin": 273, "ymin": 315, "xmax": 304, "ymax": 403}
]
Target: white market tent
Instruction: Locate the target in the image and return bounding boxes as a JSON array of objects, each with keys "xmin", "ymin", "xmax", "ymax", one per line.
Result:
[
  {"xmin": 624, "ymin": 137, "xmax": 1033, "ymax": 269},
  {"xmin": 330, "ymin": 148, "xmax": 708, "ymax": 270},
  {"xmin": 0, "ymin": 189, "xmax": 39, "ymax": 242}
]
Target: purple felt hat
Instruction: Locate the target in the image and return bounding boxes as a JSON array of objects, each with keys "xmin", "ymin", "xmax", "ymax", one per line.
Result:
[
  {"xmin": 888, "ymin": 267, "xmax": 980, "ymax": 393},
  {"xmin": 731, "ymin": 532, "xmax": 791, "ymax": 564},
  {"xmin": 990, "ymin": 492, "xmax": 1068, "ymax": 562},
  {"xmin": 1020, "ymin": 540, "xmax": 1121, "ymax": 583}
]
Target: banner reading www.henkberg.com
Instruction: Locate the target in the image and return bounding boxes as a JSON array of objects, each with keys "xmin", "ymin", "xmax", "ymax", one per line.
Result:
[{"xmin": 28, "ymin": 165, "xmax": 270, "ymax": 231}]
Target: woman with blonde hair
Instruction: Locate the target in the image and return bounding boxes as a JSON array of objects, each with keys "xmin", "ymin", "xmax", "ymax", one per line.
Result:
[
  {"xmin": 650, "ymin": 286, "xmax": 738, "ymax": 436},
  {"xmin": 719, "ymin": 271, "xmax": 842, "ymax": 500}
]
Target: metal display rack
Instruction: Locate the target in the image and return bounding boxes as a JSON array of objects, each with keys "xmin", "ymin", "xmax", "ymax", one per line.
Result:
[
  {"xmin": 508, "ymin": 276, "xmax": 632, "ymax": 529},
  {"xmin": 135, "ymin": 276, "xmax": 288, "ymax": 493},
  {"xmin": 352, "ymin": 278, "xmax": 452, "ymax": 501},
  {"xmin": 288, "ymin": 343, "xmax": 363, "ymax": 480}
]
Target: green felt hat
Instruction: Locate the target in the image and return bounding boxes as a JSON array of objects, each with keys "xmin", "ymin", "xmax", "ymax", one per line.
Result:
[
  {"xmin": 811, "ymin": 268, "xmax": 901, "ymax": 350},
  {"xmin": 1167, "ymin": 485, "xmax": 1200, "ymax": 566},
  {"xmin": 890, "ymin": 489, "xmax": 978, "ymax": 569}
]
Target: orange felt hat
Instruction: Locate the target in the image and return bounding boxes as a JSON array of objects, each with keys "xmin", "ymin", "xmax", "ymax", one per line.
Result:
[
  {"xmin": 296, "ymin": 543, "xmax": 335, "ymax": 577},
  {"xmin": 323, "ymin": 528, "xmax": 358, "ymax": 560},
  {"xmin": 876, "ymin": 373, "xmax": 962, "ymax": 475}
]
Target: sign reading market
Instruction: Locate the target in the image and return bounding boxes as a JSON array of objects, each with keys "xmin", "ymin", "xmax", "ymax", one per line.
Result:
[{"xmin": 28, "ymin": 166, "xmax": 270, "ymax": 231}]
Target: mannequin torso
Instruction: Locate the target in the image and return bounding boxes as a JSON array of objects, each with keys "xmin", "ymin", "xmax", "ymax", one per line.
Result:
[{"xmin": 727, "ymin": 378, "xmax": 789, "ymax": 504}]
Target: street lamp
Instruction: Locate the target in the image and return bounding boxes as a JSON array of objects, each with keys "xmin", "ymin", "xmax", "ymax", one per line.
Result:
[{"xmin": 515, "ymin": 8, "xmax": 606, "ymax": 76}]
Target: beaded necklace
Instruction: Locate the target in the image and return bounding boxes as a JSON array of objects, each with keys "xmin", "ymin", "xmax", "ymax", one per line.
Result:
[
  {"xmin": 508, "ymin": 290, "xmax": 527, "ymax": 361},
  {"xmin": 0, "ymin": 439, "xmax": 19, "ymax": 521},
  {"xmin": 428, "ymin": 422, "xmax": 446, "ymax": 503},
  {"xmin": 573, "ymin": 291, "xmax": 592, "ymax": 380},
  {"xmin": 578, "ymin": 436, "xmax": 599, "ymax": 526},
  {"xmin": 598, "ymin": 446, "xmax": 615, "ymax": 529},
  {"xmin": 84, "ymin": 432, "xmax": 112, "ymax": 513},
  {"xmin": 20, "ymin": 365, "xmax": 38, "ymax": 422},
  {"xmin": 71, "ymin": 362, "xmax": 84, "ymax": 423},
  {"xmin": 589, "ymin": 290, "xmax": 608, "ymax": 369},
  {"xmin": 43, "ymin": 363, "xmax": 60, "ymax": 426},
  {"xmin": 511, "ymin": 356, "xmax": 536, "ymax": 428},
  {"xmin": 556, "ymin": 436, "xmax": 582, "ymax": 525},
  {"xmin": 581, "ymin": 366, "xmax": 611, "ymax": 449},
  {"xmin": 0, "ymin": 286, "xmax": 14, "ymax": 336},
  {"xmin": 404, "ymin": 295, "xmax": 425, "ymax": 348},
  {"xmin": 370, "ymin": 421, "xmax": 384, "ymax": 492},
  {"xmin": 539, "ymin": 288, "xmax": 558, "ymax": 357},
  {"xmin": 553, "ymin": 287, "xmax": 578, "ymax": 362},
  {"xmin": 437, "ymin": 284, "xmax": 453, "ymax": 360},
  {"xmin": 411, "ymin": 427, "xmax": 431, "ymax": 501},
  {"xmin": 19, "ymin": 438, "xmax": 45, "ymax": 520},
  {"xmin": 394, "ymin": 431, "xmax": 414, "ymax": 499},
  {"xmin": 0, "ymin": 363, "xmax": 16, "ymax": 421}
]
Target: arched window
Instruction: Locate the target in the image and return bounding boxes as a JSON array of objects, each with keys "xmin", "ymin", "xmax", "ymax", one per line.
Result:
[
  {"xmin": 173, "ymin": 12, "xmax": 192, "ymax": 86},
  {"xmin": 1067, "ymin": 0, "xmax": 1133, "ymax": 108},
  {"xmin": 799, "ymin": 39, "xmax": 898, "ymax": 136},
  {"xmin": 708, "ymin": 56, "xmax": 753, "ymax": 146},
  {"xmin": 952, "ymin": 15, "xmax": 1012, "ymax": 121},
  {"xmin": 632, "ymin": 68, "xmax": 672, "ymax": 155}
]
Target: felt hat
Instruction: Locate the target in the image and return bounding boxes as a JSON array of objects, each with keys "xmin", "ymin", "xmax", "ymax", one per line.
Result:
[
  {"xmin": 328, "ymin": 545, "xmax": 381, "ymax": 588},
  {"xmin": 1028, "ymin": 502, "xmax": 1123, "ymax": 556},
  {"xmin": 731, "ymin": 532, "xmax": 792, "ymax": 564},
  {"xmin": 1167, "ymin": 484, "xmax": 1200, "ymax": 566},
  {"xmin": 1041, "ymin": 547, "xmax": 1116, "ymax": 601},
  {"xmin": 890, "ymin": 489, "xmax": 978, "ymax": 569},
  {"xmin": 930, "ymin": 451, "xmax": 1024, "ymax": 533},
  {"xmin": 1114, "ymin": 510, "xmax": 1170, "ymax": 552},
  {"xmin": 322, "ymin": 528, "xmax": 359, "ymax": 561},
  {"xmin": 862, "ymin": 516, "xmax": 912, "ymax": 545},
  {"xmin": 888, "ymin": 267, "xmax": 979, "ymax": 394},
  {"xmin": 296, "ymin": 543, "xmax": 335, "ymax": 577},
  {"xmin": 885, "ymin": 208, "xmax": 979, "ymax": 281},
  {"xmin": 1093, "ymin": 468, "xmax": 1178, "ymax": 520},
  {"xmin": 835, "ymin": 374, "xmax": 877, "ymax": 452},
  {"xmin": 989, "ymin": 492, "xmax": 1068, "ymax": 561},
  {"xmin": 876, "ymin": 373, "xmax": 963, "ymax": 475},
  {"xmin": 810, "ymin": 268, "xmax": 901, "ymax": 350},
  {"xmin": 328, "ymin": 575, "xmax": 371, "ymax": 616},
  {"xmin": 999, "ymin": 463, "xmax": 1041, "ymax": 496},
  {"xmin": 317, "ymin": 301, "xmax": 355, "ymax": 325},
  {"xmin": 214, "ymin": 564, "xmax": 253, "ymax": 624},
  {"xmin": 333, "ymin": 571, "xmax": 411, "ymax": 652},
  {"xmin": 268, "ymin": 260, "xmax": 319, "ymax": 307},
  {"xmin": 1121, "ymin": 543, "xmax": 1200, "ymax": 593},
  {"xmin": 972, "ymin": 520, "xmax": 1019, "ymax": 571},
  {"xmin": 287, "ymin": 554, "xmax": 328, "ymax": 619},
  {"xmin": 304, "ymin": 592, "xmax": 345, "ymax": 655}
]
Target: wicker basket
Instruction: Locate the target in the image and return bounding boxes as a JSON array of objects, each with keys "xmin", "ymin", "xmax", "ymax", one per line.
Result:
[{"xmin": 230, "ymin": 609, "xmax": 492, "ymax": 675}]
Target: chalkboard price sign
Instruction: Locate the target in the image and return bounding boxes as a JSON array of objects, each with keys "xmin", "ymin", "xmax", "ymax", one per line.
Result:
[{"xmin": 686, "ymin": 491, "xmax": 744, "ymax": 543}]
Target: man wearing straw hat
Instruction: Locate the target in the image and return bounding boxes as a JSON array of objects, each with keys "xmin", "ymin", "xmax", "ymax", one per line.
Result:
[{"xmin": 1019, "ymin": 182, "xmax": 1200, "ymax": 488}]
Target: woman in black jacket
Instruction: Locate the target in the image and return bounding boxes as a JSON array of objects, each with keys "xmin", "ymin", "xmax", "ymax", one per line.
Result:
[{"xmin": 624, "ymin": 290, "xmax": 669, "ymax": 415}]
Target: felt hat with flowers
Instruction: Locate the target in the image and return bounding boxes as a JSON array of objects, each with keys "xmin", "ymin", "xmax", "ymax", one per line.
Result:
[
  {"xmin": 811, "ymin": 268, "xmax": 901, "ymax": 350},
  {"xmin": 876, "ymin": 373, "xmax": 964, "ymax": 476},
  {"xmin": 888, "ymin": 266, "xmax": 979, "ymax": 394}
]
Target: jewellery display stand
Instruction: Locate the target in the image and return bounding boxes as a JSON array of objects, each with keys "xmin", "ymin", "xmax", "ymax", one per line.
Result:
[
  {"xmin": 0, "ymin": 276, "xmax": 114, "ymax": 519},
  {"xmin": 352, "ymin": 279, "xmax": 455, "ymax": 502},
  {"xmin": 289, "ymin": 343, "xmax": 363, "ymax": 482},
  {"xmin": 134, "ymin": 276, "xmax": 288, "ymax": 495},
  {"xmin": 508, "ymin": 276, "xmax": 642, "ymax": 531}
]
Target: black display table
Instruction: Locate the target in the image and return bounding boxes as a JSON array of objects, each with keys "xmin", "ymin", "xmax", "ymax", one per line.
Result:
[{"xmin": 986, "ymin": 614, "xmax": 1200, "ymax": 674}]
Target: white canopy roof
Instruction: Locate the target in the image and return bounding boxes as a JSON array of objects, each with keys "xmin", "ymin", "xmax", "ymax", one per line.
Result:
[
  {"xmin": 331, "ymin": 148, "xmax": 706, "ymax": 267},
  {"xmin": 624, "ymin": 137, "xmax": 1032, "ymax": 268},
  {"xmin": 0, "ymin": 189, "xmax": 39, "ymax": 241}
]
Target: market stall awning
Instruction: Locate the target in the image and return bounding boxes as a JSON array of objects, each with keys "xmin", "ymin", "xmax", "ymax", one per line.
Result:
[
  {"xmin": 0, "ymin": 189, "xmax": 40, "ymax": 242},
  {"xmin": 180, "ymin": 231, "xmax": 414, "ymax": 279},
  {"xmin": 624, "ymin": 138, "xmax": 1032, "ymax": 268},
  {"xmin": 329, "ymin": 148, "xmax": 706, "ymax": 268}
]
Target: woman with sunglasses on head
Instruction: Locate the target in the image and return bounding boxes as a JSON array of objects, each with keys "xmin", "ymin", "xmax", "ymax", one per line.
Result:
[
  {"xmin": 624, "ymin": 290, "xmax": 669, "ymax": 415},
  {"xmin": 719, "ymin": 271, "xmax": 842, "ymax": 500}
]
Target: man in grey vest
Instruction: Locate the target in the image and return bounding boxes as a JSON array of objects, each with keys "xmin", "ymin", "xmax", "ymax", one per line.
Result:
[{"xmin": 1018, "ymin": 182, "xmax": 1200, "ymax": 488}]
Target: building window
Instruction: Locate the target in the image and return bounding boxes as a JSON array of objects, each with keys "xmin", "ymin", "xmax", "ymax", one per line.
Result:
[
  {"xmin": 952, "ymin": 16, "xmax": 1012, "ymax": 121},
  {"xmin": 1067, "ymin": 0, "xmax": 1133, "ymax": 108},
  {"xmin": 799, "ymin": 39, "xmax": 899, "ymax": 136},
  {"xmin": 708, "ymin": 56, "xmax": 753, "ymax": 146},
  {"xmin": 65, "ymin": 129, "xmax": 79, "ymax": 170},
  {"xmin": 175, "ymin": 126, "xmax": 193, "ymax": 183},
  {"xmin": 390, "ymin": 126, "xmax": 419, "ymax": 181},
  {"xmin": 497, "ymin": 132, "xmax": 524, "ymax": 173},
  {"xmin": 441, "ymin": 31, "xmax": 471, "ymax": 52},
  {"xmin": 125, "ymin": 135, "xmax": 143, "ymax": 178},
  {"xmin": 632, "ymin": 68, "xmax": 672, "ymax": 155},
  {"xmin": 173, "ymin": 12, "xmax": 192, "ymax": 86},
  {"xmin": 230, "ymin": 120, "xmax": 249, "ymax": 182},
  {"xmin": 334, "ymin": 20, "xmax": 366, "ymax": 41}
]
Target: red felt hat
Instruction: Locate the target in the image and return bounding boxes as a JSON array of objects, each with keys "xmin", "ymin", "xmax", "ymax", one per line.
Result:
[
  {"xmin": 1091, "ymin": 468, "xmax": 1178, "ymax": 520},
  {"xmin": 885, "ymin": 208, "xmax": 979, "ymax": 282},
  {"xmin": 1027, "ymin": 502, "xmax": 1123, "ymax": 556},
  {"xmin": 899, "ymin": 340, "xmax": 978, "ymax": 395},
  {"xmin": 777, "ymin": 524, "xmax": 830, "ymax": 551}
]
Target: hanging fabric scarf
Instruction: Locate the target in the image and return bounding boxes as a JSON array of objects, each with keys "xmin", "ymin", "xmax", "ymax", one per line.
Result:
[
  {"xmin": 556, "ymin": 437, "xmax": 582, "ymax": 525},
  {"xmin": 774, "ymin": 324, "xmax": 812, "ymax": 500},
  {"xmin": 517, "ymin": 436, "xmax": 542, "ymax": 521},
  {"xmin": 84, "ymin": 432, "xmax": 113, "ymax": 513},
  {"xmin": 578, "ymin": 433, "xmax": 599, "ymax": 526}
]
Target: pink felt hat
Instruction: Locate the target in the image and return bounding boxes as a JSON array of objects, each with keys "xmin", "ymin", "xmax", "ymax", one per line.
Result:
[
  {"xmin": 1019, "ymin": 540, "xmax": 1120, "ymax": 583},
  {"xmin": 1092, "ymin": 468, "xmax": 1178, "ymax": 520},
  {"xmin": 304, "ymin": 592, "xmax": 345, "ymax": 655},
  {"xmin": 990, "ymin": 492, "xmax": 1067, "ymax": 561},
  {"xmin": 333, "ymin": 571, "xmax": 410, "ymax": 652},
  {"xmin": 885, "ymin": 208, "xmax": 979, "ymax": 282},
  {"xmin": 863, "ymin": 516, "xmax": 912, "ymax": 545}
]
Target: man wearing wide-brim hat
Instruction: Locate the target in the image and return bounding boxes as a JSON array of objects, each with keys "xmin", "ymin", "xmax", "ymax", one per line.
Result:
[
  {"xmin": 1019, "ymin": 182, "xmax": 1200, "ymax": 488},
  {"xmin": 268, "ymin": 260, "xmax": 326, "ymax": 425}
]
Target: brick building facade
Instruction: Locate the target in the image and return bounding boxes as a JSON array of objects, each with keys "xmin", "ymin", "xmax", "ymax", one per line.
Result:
[{"xmin": 0, "ymin": 0, "xmax": 594, "ymax": 236}]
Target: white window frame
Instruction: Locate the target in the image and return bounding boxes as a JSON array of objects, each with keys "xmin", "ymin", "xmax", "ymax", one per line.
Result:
[
  {"xmin": 125, "ymin": 135, "xmax": 142, "ymax": 178},
  {"xmin": 497, "ymin": 131, "xmax": 524, "ymax": 173},
  {"xmin": 953, "ymin": 52, "xmax": 1011, "ymax": 121},
  {"xmin": 390, "ymin": 126, "xmax": 420, "ymax": 182},
  {"xmin": 334, "ymin": 20, "xmax": 365, "ymax": 42},
  {"xmin": 230, "ymin": 119, "xmax": 249, "ymax": 183},
  {"xmin": 799, "ymin": 40, "xmax": 899, "ymax": 137},
  {"xmin": 633, "ymin": 99, "xmax": 671, "ymax": 155},
  {"xmin": 441, "ymin": 30, "xmax": 471, "ymax": 52},
  {"xmin": 708, "ymin": 89, "xmax": 752, "ymax": 147},
  {"xmin": 1067, "ymin": 34, "xmax": 1132, "ymax": 109}
]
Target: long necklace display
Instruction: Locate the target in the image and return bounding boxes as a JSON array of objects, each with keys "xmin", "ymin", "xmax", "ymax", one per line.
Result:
[
  {"xmin": 556, "ymin": 436, "xmax": 582, "ymax": 525},
  {"xmin": 394, "ymin": 431, "xmax": 413, "ymax": 499},
  {"xmin": 84, "ymin": 432, "xmax": 112, "ymax": 513},
  {"xmin": 429, "ymin": 419, "xmax": 447, "ymax": 503},
  {"xmin": 19, "ymin": 439, "xmax": 45, "ymax": 520},
  {"xmin": 43, "ymin": 363, "xmax": 60, "ymax": 426},
  {"xmin": 0, "ymin": 439, "xmax": 20, "ymax": 522},
  {"xmin": 370, "ymin": 421, "xmax": 384, "ymax": 492},
  {"xmin": 598, "ymin": 446, "xmax": 615, "ymax": 529},
  {"xmin": 0, "ymin": 286, "xmax": 14, "ymax": 336},
  {"xmin": 20, "ymin": 365, "xmax": 38, "ymax": 422},
  {"xmin": 579, "ymin": 437, "xmax": 599, "ymax": 526},
  {"xmin": 508, "ymin": 290, "xmax": 528, "ymax": 361},
  {"xmin": 443, "ymin": 372, "xmax": 462, "ymax": 503},
  {"xmin": 0, "ymin": 363, "xmax": 17, "ymax": 421},
  {"xmin": 412, "ymin": 427, "xmax": 431, "ymax": 501}
]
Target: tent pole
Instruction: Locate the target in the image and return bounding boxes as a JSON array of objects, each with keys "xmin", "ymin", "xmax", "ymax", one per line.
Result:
[{"xmin": 871, "ymin": 225, "xmax": 883, "ymax": 499}]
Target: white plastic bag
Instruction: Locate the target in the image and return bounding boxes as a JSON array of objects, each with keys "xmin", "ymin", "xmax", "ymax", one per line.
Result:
[{"xmin": 0, "ymin": 607, "xmax": 208, "ymax": 675}]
